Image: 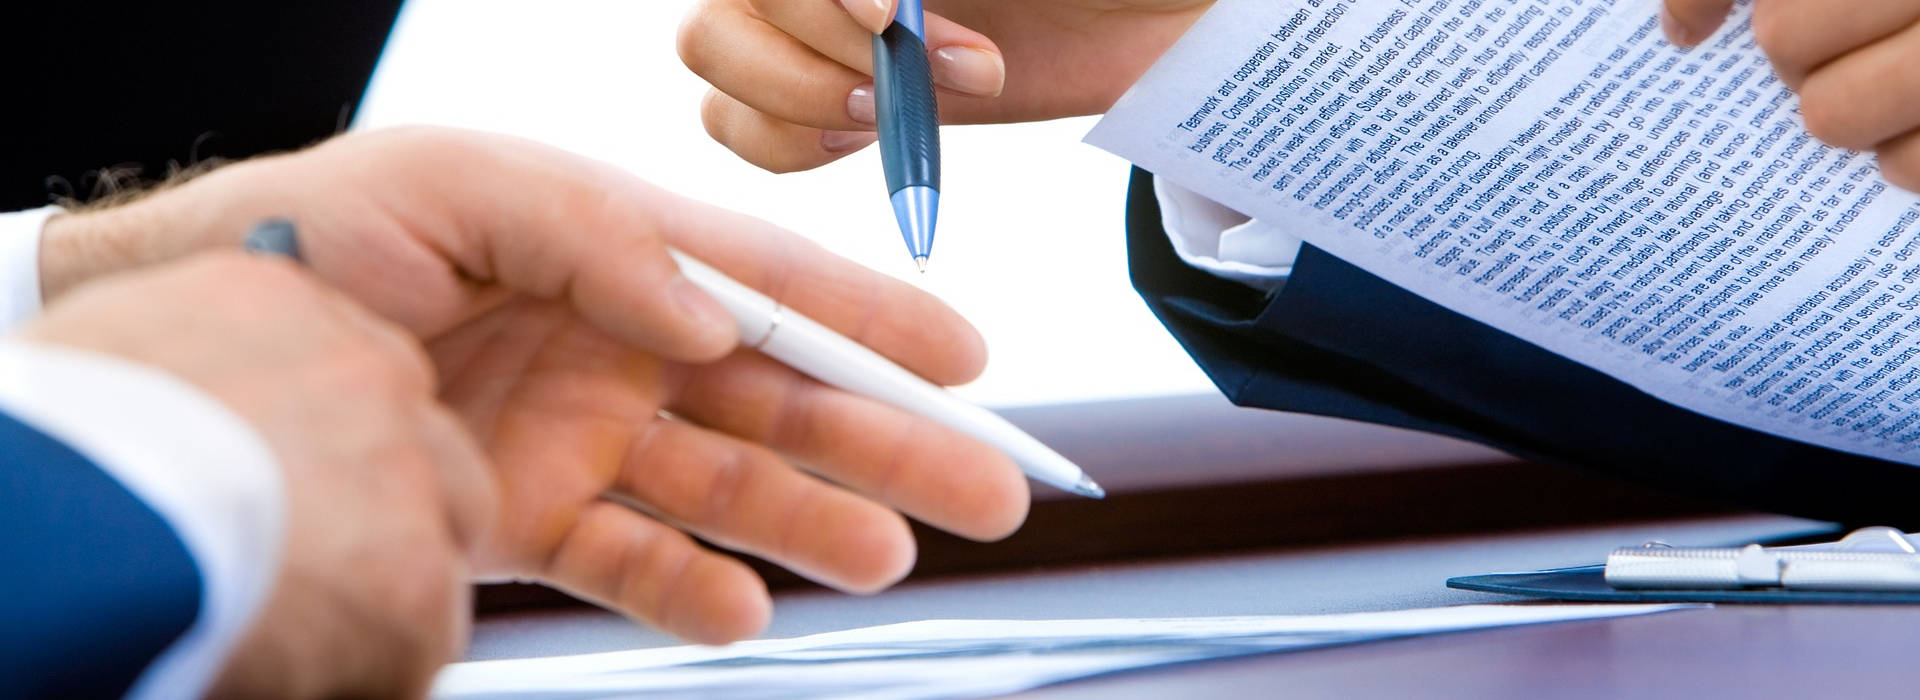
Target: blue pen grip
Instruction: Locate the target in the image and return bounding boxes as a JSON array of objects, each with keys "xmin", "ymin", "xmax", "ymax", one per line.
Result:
[{"xmin": 872, "ymin": 24, "xmax": 941, "ymax": 194}]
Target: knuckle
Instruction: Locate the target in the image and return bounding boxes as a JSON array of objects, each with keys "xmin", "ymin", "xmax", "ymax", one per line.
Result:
[
  {"xmin": 700, "ymin": 90, "xmax": 823, "ymax": 175},
  {"xmin": 700, "ymin": 447, "xmax": 755, "ymax": 526},
  {"xmin": 700, "ymin": 90, "xmax": 733, "ymax": 143},
  {"xmin": 676, "ymin": 7, "xmax": 718, "ymax": 76},
  {"xmin": 554, "ymin": 169, "xmax": 626, "ymax": 230},
  {"xmin": 738, "ymin": 137, "xmax": 812, "ymax": 175},
  {"xmin": 758, "ymin": 153, "xmax": 810, "ymax": 175},
  {"xmin": 765, "ymin": 372, "xmax": 818, "ymax": 448}
]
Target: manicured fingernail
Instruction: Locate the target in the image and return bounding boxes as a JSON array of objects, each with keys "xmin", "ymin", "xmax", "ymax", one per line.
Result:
[
  {"xmin": 1660, "ymin": 5, "xmax": 1698, "ymax": 46},
  {"xmin": 822, "ymin": 130, "xmax": 878, "ymax": 153},
  {"xmin": 848, "ymin": 84, "xmax": 877, "ymax": 125},
  {"xmin": 930, "ymin": 46, "xmax": 1005, "ymax": 97},
  {"xmin": 838, "ymin": 0, "xmax": 892, "ymax": 34},
  {"xmin": 670, "ymin": 274, "xmax": 735, "ymax": 336}
]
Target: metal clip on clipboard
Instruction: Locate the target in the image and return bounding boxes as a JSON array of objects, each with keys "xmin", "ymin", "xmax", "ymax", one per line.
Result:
[{"xmin": 1605, "ymin": 527, "xmax": 1920, "ymax": 592}]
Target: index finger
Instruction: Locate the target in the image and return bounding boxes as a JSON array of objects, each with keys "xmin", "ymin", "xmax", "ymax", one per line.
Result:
[{"xmin": 650, "ymin": 189, "xmax": 989, "ymax": 387}]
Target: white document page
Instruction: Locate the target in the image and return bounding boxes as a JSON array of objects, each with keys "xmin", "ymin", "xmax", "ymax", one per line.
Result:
[
  {"xmin": 1088, "ymin": 0, "xmax": 1920, "ymax": 465},
  {"xmin": 434, "ymin": 604, "xmax": 1690, "ymax": 699}
]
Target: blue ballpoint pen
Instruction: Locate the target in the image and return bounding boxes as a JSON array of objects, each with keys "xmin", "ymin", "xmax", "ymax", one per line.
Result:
[{"xmin": 871, "ymin": 0, "xmax": 941, "ymax": 272}]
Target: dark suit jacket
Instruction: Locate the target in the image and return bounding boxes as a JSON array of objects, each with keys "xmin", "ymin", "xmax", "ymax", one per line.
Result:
[
  {"xmin": 0, "ymin": 412, "xmax": 204, "ymax": 698},
  {"xmin": 1126, "ymin": 167, "xmax": 1920, "ymax": 528}
]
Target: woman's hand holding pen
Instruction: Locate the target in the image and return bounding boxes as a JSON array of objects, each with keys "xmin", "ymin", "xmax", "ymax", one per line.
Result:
[
  {"xmin": 1663, "ymin": 0, "xmax": 1920, "ymax": 191},
  {"xmin": 679, "ymin": 0, "xmax": 1213, "ymax": 173},
  {"xmin": 36, "ymin": 127, "xmax": 1031, "ymax": 645},
  {"xmin": 691, "ymin": 0, "xmax": 1920, "ymax": 194}
]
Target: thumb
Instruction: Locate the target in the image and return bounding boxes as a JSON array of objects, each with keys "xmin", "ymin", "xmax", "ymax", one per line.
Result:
[{"xmin": 1662, "ymin": 0, "xmax": 1736, "ymax": 47}]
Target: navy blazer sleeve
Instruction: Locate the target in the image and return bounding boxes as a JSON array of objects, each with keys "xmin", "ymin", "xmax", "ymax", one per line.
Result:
[
  {"xmin": 0, "ymin": 410, "xmax": 202, "ymax": 699},
  {"xmin": 1125, "ymin": 167, "xmax": 1920, "ymax": 528}
]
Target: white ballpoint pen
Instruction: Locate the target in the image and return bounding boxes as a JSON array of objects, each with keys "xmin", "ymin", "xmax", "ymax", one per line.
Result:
[{"xmin": 670, "ymin": 250, "xmax": 1105, "ymax": 499}]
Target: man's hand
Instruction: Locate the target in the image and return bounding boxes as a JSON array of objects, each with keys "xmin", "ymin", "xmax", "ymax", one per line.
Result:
[
  {"xmin": 37, "ymin": 127, "xmax": 1031, "ymax": 644},
  {"xmin": 678, "ymin": 0, "xmax": 1213, "ymax": 172},
  {"xmin": 1664, "ymin": 0, "xmax": 1920, "ymax": 190},
  {"xmin": 22, "ymin": 253, "xmax": 495, "ymax": 698}
]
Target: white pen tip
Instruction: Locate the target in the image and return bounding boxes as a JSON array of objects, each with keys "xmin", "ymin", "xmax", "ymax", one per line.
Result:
[
  {"xmin": 914, "ymin": 256, "xmax": 929, "ymax": 273},
  {"xmin": 1072, "ymin": 475, "xmax": 1106, "ymax": 499}
]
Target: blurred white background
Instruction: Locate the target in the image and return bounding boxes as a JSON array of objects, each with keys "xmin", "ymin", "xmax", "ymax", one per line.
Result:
[{"xmin": 355, "ymin": 0, "xmax": 1217, "ymax": 407}]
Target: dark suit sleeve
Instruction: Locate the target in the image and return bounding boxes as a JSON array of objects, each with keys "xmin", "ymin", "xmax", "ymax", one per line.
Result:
[
  {"xmin": 1125, "ymin": 167, "xmax": 1920, "ymax": 528},
  {"xmin": 0, "ymin": 410, "xmax": 203, "ymax": 699}
]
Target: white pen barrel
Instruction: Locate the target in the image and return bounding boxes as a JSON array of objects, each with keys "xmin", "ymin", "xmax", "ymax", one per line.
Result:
[
  {"xmin": 669, "ymin": 250, "xmax": 1091, "ymax": 495},
  {"xmin": 758, "ymin": 312, "xmax": 1087, "ymax": 493}
]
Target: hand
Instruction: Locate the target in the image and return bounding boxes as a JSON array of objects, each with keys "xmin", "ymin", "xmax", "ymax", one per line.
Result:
[
  {"xmin": 38, "ymin": 127, "xmax": 1031, "ymax": 643},
  {"xmin": 22, "ymin": 253, "xmax": 495, "ymax": 698},
  {"xmin": 1663, "ymin": 0, "xmax": 1920, "ymax": 190},
  {"xmin": 679, "ymin": 0, "xmax": 1213, "ymax": 172}
]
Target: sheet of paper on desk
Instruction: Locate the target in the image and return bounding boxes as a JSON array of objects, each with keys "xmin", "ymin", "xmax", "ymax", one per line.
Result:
[
  {"xmin": 433, "ymin": 604, "xmax": 1691, "ymax": 699},
  {"xmin": 1088, "ymin": 0, "xmax": 1920, "ymax": 465}
]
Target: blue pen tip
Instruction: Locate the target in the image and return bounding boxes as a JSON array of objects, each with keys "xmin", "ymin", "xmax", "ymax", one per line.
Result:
[{"xmin": 891, "ymin": 185, "xmax": 939, "ymax": 263}]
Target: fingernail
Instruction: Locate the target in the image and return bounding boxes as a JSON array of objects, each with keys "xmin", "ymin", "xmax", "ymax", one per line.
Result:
[
  {"xmin": 848, "ymin": 84, "xmax": 877, "ymax": 125},
  {"xmin": 930, "ymin": 46, "xmax": 1005, "ymax": 97},
  {"xmin": 670, "ymin": 274, "xmax": 735, "ymax": 336},
  {"xmin": 1660, "ymin": 5, "xmax": 1698, "ymax": 46},
  {"xmin": 838, "ymin": 0, "xmax": 892, "ymax": 34},
  {"xmin": 822, "ymin": 130, "xmax": 878, "ymax": 153}
]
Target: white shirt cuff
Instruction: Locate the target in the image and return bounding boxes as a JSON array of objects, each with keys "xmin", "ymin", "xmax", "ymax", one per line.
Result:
[
  {"xmin": 0, "ymin": 207, "xmax": 59, "ymax": 330},
  {"xmin": 1153, "ymin": 178, "xmax": 1300, "ymax": 291},
  {"xmin": 0, "ymin": 341, "xmax": 284, "ymax": 700}
]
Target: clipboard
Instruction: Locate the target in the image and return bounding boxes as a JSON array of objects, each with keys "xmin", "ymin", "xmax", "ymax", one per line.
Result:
[
  {"xmin": 1448, "ymin": 527, "xmax": 1920, "ymax": 604},
  {"xmin": 1447, "ymin": 565, "xmax": 1920, "ymax": 604}
]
